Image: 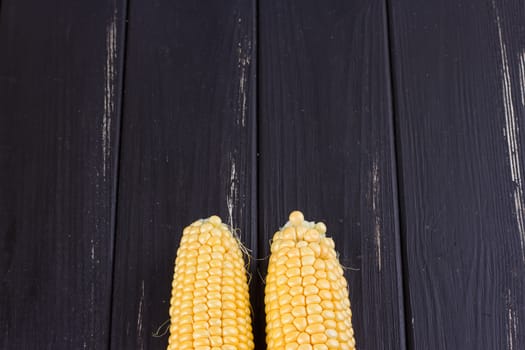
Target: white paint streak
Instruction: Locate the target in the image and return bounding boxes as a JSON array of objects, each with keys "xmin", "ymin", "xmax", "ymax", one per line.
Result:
[
  {"xmin": 225, "ymin": 18, "xmax": 250, "ymax": 229},
  {"xmin": 494, "ymin": 4, "xmax": 525, "ymax": 261},
  {"xmin": 236, "ymin": 18, "xmax": 251, "ymax": 127},
  {"xmin": 506, "ymin": 288, "xmax": 518, "ymax": 350},
  {"xmin": 90, "ymin": 239, "xmax": 95, "ymax": 261},
  {"xmin": 227, "ymin": 153, "xmax": 237, "ymax": 228},
  {"xmin": 102, "ymin": 11, "xmax": 117, "ymax": 178},
  {"xmin": 371, "ymin": 157, "xmax": 382, "ymax": 271},
  {"xmin": 89, "ymin": 237, "xmax": 95, "ymax": 345},
  {"xmin": 519, "ymin": 51, "xmax": 525, "ymax": 107},
  {"xmin": 137, "ymin": 280, "xmax": 145, "ymax": 349},
  {"xmin": 89, "ymin": 282, "xmax": 95, "ymax": 344}
]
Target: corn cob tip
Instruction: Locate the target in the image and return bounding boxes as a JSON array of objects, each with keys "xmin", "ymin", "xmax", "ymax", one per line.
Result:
[
  {"xmin": 208, "ymin": 214, "xmax": 222, "ymax": 225},
  {"xmin": 287, "ymin": 211, "xmax": 327, "ymax": 237},
  {"xmin": 289, "ymin": 210, "xmax": 305, "ymax": 226}
]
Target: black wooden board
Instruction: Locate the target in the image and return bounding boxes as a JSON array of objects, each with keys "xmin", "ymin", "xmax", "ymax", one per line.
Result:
[
  {"xmin": 0, "ymin": 0, "xmax": 126, "ymax": 348},
  {"xmin": 389, "ymin": 0, "xmax": 525, "ymax": 348},
  {"xmin": 258, "ymin": 1, "xmax": 406, "ymax": 349},
  {"xmin": 109, "ymin": 1, "xmax": 257, "ymax": 348},
  {"xmin": 5, "ymin": 0, "xmax": 525, "ymax": 348}
]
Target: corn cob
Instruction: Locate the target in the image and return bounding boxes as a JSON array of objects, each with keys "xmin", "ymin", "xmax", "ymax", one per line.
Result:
[
  {"xmin": 265, "ymin": 211, "xmax": 356, "ymax": 350},
  {"xmin": 168, "ymin": 215, "xmax": 254, "ymax": 350}
]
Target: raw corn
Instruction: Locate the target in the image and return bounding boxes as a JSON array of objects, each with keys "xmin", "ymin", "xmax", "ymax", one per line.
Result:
[
  {"xmin": 265, "ymin": 211, "xmax": 356, "ymax": 350},
  {"xmin": 168, "ymin": 215, "xmax": 254, "ymax": 350}
]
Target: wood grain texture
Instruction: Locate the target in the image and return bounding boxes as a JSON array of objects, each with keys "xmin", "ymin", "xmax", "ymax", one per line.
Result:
[
  {"xmin": 389, "ymin": 0, "xmax": 525, "ymax": 348},
  {"xmin": 0, "ymin": 0, "xmax": 126, "ymax": 348},
  {"xmin": 258, "ymin": 1, "xmax": 406, "ymax": 349},
  {"xmin": 109, "ymin": 1, "xmax": 256, "ymax": 348}
]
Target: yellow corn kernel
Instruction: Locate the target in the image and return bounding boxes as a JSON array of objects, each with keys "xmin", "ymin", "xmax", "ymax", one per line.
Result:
[
  {"xmin": 168, "ymin": 215, "xmax": 254, "ymax": 350},
  {"xmin": 265, "ymin": 211, "xmax": 356, "ymax": 350}
]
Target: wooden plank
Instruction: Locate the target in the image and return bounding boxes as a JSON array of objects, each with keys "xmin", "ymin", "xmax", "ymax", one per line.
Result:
[
  {"xmin": 0, "ymin": 0, "xmax": 126, "ymax": 348},
  {"xmin": 389, "ymin": 0, "xmax": 525, "ymax": 348},
  {"xmin": 109, "ymin": 1, "xmax": 257, "ymax": 348},
  {"xmin": 258, "ymin": 1, "xmax": 406, "ymax": 348}
]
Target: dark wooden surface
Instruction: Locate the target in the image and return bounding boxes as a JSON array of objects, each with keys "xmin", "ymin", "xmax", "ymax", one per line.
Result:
[
  {"xmin": 258, "ymin": 1, "xmax": 405, "ymax": 349},
  {"xmin": 109, "ymin": 1, "xmax": 257, "ymax": 349},
  {"xmin": 0, "ymin": 0, "xmax": 126, "ymax": 349},
  {"xmin": 389, "ymin": 0, "xmax": 525, "ymax": 348},
  {"xmin": 1, "ymin": 0, "xmax": 525, "ymax": 349}
]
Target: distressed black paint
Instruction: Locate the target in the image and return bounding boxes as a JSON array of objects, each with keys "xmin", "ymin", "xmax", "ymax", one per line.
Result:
[
  {"xmin": 109, "ymin": 1, "xmax": 257, "ymax": 349},
  {"xmin": 258, "ymin": 1, "xmax": 405, "ymax": 349},
  {"xmin": 2, "ymin": 0, "xmax": 525, "ymax": 349},
  {"xmin": 0, "ymin": 0, "xmax": 126, "ymax": 348},
  {"xmin": 389, "ymin": 0, "xmax": 525, "ymax": 348}
]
